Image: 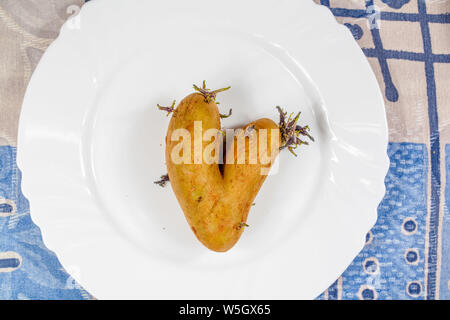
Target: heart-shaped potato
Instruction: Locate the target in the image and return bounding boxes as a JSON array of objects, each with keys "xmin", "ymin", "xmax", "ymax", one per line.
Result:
[
  {"xmin": 158, "ymin": 83, "xmax": 313, "ymax": 252},
  {"xmin": 164, "ymin": 90, "xmax": 280, "ymax": 252}
]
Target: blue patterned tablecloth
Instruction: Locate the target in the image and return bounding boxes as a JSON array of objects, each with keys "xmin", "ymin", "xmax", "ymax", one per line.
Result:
[{"xmin": 0, "ymin": 0, "xmax": 449, "ymax": 300}]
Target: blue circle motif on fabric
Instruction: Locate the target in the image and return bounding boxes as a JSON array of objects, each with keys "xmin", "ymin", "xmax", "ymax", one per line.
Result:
[
  {"xmin": 0, "ymin": 199, "xmax": 15, "ymax": 217},
  {"xmin": 0, "ymin": 251, "xmax": 22, "ymax": 272},
  {"xmin": 0, "ymin": 202, "xmax": 13, "ymax": 213},
  {"xmin": 358, "ymin": 285, "xmax": 378, "ymax": 300},
  {"xmin": 405, "ymin": 249, "xmax": 419, "ymax": 265},
  {"xmin": 382, "ymin": 0, "xmax": 410, "ymax": 10},
  {"xmin": 365, "ymin": 231, "xmax": 373, "ymax": 245},
  {"xmin": 407, "ymin": 281, "xmax": 422, "ymax": 297},
  {"xmin": 402, "ymin": 217, "xmax": 417, "ymax": 235},
  {"xmin": 363, "ymin": 257, "xmax": 380, "ymax": 274},
  {"xmin": 344, "ymin": 23, "xmax": 363, "ymax": 40},
  {"xmin": 362, "ymin": 289, "xmax": 375, "ymax": 299}
]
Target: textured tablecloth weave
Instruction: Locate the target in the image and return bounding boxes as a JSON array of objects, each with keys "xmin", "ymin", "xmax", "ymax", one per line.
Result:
[{"xmin": 0, "ymin": 0, "xmax": 449, "ymax": 300}]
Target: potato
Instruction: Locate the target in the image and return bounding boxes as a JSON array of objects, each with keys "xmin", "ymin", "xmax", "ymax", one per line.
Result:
[{"xmin": 165, "ymin": 91, "xmax": 280, "ymax": 252}]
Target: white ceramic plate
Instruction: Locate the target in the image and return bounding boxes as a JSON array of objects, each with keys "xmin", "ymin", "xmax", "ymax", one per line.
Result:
[{"xmin": 17, "ymin": 0, "xmax": 388, "ymax": 299}]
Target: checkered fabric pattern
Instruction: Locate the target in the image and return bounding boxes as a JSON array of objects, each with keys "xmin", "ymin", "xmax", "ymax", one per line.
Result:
[{"xmin": 0, "ymin": 0, "xmax": 449, "ymax": 299}]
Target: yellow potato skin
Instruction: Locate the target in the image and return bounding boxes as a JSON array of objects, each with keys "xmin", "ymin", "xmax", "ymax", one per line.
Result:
[{"xmin": 165, "ymin": 93, "xmax": 280, "ymax": 252}]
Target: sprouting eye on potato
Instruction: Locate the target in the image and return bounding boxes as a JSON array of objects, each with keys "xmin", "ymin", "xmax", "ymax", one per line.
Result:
[{"xmin": 155, "ymin": 81, "xmax": 313, "ymax": 252}]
